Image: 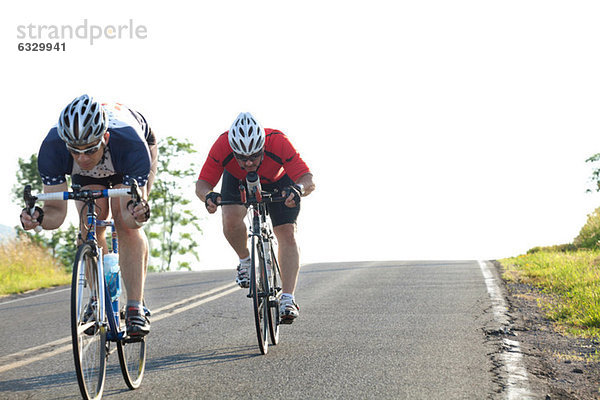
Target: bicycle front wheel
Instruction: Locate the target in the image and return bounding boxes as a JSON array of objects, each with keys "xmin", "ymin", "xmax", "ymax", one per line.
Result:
[
  {"xmin": 71, "ymin": 243, "xmax": 107, "ymax": 400},
  {"xmin": 266, "ymin": 240, "xmax": 281, "ymax": 345},
  {"xmin": 251, "ymin": 235, "xmax": 269, "ymax": 354},
  {"xmin": 117, "ymin": 299, "xmax": 147, "ymax": 389}
]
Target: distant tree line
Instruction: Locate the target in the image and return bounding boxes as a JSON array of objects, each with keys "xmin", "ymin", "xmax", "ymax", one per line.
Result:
[{"xmin": 13, "ymin": 136, "xmax": 202, "ymax": 271}]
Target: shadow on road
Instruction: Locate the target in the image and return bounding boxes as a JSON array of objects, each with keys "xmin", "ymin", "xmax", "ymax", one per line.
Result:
[
  {"xmin": 0, "ymin": 363, "xmax": 128, "ymax": 399},
  {"xmin": 146, "ymin": 345, "xmax": 261, "ymax": 372}
]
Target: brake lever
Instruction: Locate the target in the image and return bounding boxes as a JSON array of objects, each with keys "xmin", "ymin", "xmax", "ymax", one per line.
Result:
[
  {"xmin": 23, "ymin": 185, "xmax": 43, "ymax": 233},
  {"xmin": 129, "ymin": 179, "xmax": 143, "ymax": 203}
]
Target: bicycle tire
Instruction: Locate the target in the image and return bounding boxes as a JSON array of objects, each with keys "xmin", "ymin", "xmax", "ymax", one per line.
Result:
[
  {"xmin": 71, "ymin": 243, "xmax": 107, "ymax": 400},
  {"xmin": 117, "ymin": 331, "xmax": 147, "ymax": 389},
  {"xmin": 266, "ymin": 240, "xmax": 281, "ymax": 345},
  {"xmin": 117, "ymin": 294, "xmax": 147, "ymax": 389},
  {"xmin": 251, "ymin": 235, "xmax": 269, "ymax": 354}
]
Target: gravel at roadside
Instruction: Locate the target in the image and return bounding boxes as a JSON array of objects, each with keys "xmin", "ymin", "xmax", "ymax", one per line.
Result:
[{"xmin": 494, "ymin": 260, "xmax": 600, "ymax": 400}]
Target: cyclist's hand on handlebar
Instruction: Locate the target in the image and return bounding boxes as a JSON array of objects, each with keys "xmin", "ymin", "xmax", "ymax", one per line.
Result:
[
  {"xmin": 20, "ymin": 207, "xmax": 44, "ymax": 231},
  {"xmin": 205, "ymin": 191, "xmax": 221, "ymax": 214},
  {"xmin": 127, "ymin": 199, "xmax": 151, "ymax": 224},
  {"xmin": 282, "ymin": 185, "xmax": 301, "ymax": 208}
]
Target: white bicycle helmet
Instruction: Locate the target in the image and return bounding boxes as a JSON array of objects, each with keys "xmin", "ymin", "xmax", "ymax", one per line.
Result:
[
  {"xmin": 57, "ymin": 94, "xmax": 108, "ymax": 146},
  {"xmin": 228, "ymin": 112, "xmax": 265, "ymax": 155}
]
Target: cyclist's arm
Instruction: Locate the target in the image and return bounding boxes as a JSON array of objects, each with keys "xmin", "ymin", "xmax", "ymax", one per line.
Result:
[
  {"xmin": 146, "ymin": 143, "xmax": 158, "ymax": 195},
  {"xmin": 195, "ymin": 179, "xmax": 215, "ymax": 203},
  {"xmin": 295, "ymin": 173, "xmax": 315, "ymax": 197},
  {"xmin": 40, "ymin": 182, "xmax": 68, "ymax": 230},
  {"xmin": 196, "ymin": 179, "xmax": 223, "ymax": 214}
]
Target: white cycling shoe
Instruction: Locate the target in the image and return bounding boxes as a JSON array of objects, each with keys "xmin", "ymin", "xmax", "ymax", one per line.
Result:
[
  {"xmin": 279, "ymin": 296, "xmax": 299, "ymax": 324},
  {"xmin": 236, "ymin": 263, "xmax": 250, "ymax": 288}
]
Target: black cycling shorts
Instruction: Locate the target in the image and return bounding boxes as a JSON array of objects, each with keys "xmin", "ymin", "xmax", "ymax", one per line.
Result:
[
  {"xmin": 72, "ymin": 173, "xmax": 124, "ymax": 188},
  {"xmin": 220, "ymin": 171, "xmax": 300, "ymax": 227}
]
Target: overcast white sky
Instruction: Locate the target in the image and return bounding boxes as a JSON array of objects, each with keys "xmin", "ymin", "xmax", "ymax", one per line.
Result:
[{"xmin": 2, "ymin": 1, "xmax": 600, "ymax": 270}]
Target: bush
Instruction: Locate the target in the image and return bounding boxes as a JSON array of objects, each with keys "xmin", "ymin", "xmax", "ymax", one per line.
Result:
[
  {"xmin": 574, "ymin": 207, "xmax": 600, "ymax": 250},
  {"xmin": 527, "ymin": 243, "xmax": 577, "ymax": 254},
  {"xmin": 0, "ymin": 236, "xmax": 70, "ymax": 295}
]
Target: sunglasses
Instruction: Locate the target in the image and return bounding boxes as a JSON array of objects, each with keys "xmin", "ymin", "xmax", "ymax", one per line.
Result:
[
  {"xmin": 66, "ymin": 139, "xmax": 105, "ymax": 155},
  {"xmin": 234, "ymin": 151, "xmax": 263, "ymax": 162}
]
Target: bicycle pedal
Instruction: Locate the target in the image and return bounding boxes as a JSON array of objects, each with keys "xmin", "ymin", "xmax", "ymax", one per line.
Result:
[{"xmin": 268, "ymin": 300, "xmax": 279, "ymax": 307}]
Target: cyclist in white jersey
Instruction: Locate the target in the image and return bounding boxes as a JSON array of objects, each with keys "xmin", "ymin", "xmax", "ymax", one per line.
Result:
[{"xmin": 20, "ymin": 94, "xmax": 157, "ymax": 337}]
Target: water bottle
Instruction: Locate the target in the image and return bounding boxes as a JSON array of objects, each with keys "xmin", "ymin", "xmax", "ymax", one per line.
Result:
[{"xmin": 103, "ymin": 253, "xmax": 121, "ymax": 302}]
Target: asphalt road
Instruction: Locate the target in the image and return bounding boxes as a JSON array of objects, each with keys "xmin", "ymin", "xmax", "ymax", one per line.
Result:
[{"xmin": 0, "ymin": 261, "xmax": 524, "ymax": 399}]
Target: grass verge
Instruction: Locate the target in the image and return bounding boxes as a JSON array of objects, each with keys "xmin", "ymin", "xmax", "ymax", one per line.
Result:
[
  {"xmin": 500, "ymin": 250, "xmax": 600, "ymax": 339},
  {"xmin": 0, "ymin": 236, "xmax": 70, "ymax": 296}
]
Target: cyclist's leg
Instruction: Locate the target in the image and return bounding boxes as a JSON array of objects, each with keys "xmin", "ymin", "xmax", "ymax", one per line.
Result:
[
  {"xmin": 273, "ymin": 223, "xmax": 300, "ymax": 295},
  {"xmin": 273, "ymin": 223, "xmax": 300, "ymax": 322},
  {"xmin": 223, "ymin": 204, "xmax": 251, "ymax": 287},
  {"xmin": 110, "ymin": 190, "xmax": 147, "ymax": 303},
  {"xmin": 111, "ymin": 185, "xmax": 150, "ymax": 336},
  {"xmin": 222, "ymin": 205, "xmax": 249, "ymax": 258},
  {"xmin": 220, "ymin": 171, "xmax": 249, "ymax": 259},
  {"xmin": 265, "ymin": 175, "xmax": 301, "ymax": 295}
]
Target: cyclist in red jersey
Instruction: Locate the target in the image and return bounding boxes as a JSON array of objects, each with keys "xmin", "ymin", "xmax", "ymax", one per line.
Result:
[{"xmin": 196, "ymin": 112, "xmax": 315, "ymax": 323}]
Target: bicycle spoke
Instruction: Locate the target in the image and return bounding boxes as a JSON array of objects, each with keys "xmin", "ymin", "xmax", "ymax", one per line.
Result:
[
  {"xmin": 251, "ymin": 236, "xmax": 269, "ymax": 354},
  {"xmin": 71, "ymin": 244, "xmax": 106, "ymax": 400}
]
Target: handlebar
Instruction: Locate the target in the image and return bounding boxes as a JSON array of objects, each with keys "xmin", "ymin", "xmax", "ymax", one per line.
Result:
[
  {"xmin": 211, "ymin": 172, "xmax": 290, "ymax": 207},
  {"xmin": 218, "ymin": 190, "xmax": 287, "ymax": 207},
  {"xmin": 23, "ymin": 179, "xmax": 143, "ymax": 232}
]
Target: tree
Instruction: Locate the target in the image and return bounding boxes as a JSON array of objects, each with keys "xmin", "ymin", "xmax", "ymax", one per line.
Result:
[
  {"xmin": 13, "ymin": 154, "xmax": 78, "ymax": 270},
  {"xmin": 586, "ymin": 153, "xmax": 600, "ymax": 193},
  {"xmin": 14, "ymin": 137, "xmax": 205, "ymax": 272},
  {"xmin": 574, "ymin": 206, "xmax": 600, "ymax": 249},
  {"xmin": 145, "ymin": 136, "xmax": 203, "ymax": 271},
  {"xmin": 11, "ymin": 154, "xmax": 42, "ymax": 204}
]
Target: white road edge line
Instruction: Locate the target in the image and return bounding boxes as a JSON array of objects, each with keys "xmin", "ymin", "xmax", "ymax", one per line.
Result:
[
  {"xmin": 0, "ymin": 282, "xmax": 238, "ymax": 374},
  {"xmin": 478, "ymin": 260, "xmax": 533, "ymax": 400},
  {"xmin": 0, "ymin": 288, "xmax": 70, "ymax": 306}
]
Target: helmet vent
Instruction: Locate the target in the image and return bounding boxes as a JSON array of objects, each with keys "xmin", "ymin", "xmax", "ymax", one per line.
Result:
[{"xmin": 72, "ymin": 114, "xmax": 80, "ymax": 138}]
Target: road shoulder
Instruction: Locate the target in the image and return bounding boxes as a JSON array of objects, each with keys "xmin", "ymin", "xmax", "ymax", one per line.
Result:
[{"xmin": 493, "ymin": 260, "xmax": 600, "ymax": 400}]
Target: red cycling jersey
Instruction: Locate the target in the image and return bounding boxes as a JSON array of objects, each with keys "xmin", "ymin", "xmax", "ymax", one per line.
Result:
[{"xmin": 198, "ymin": 128, "xmax": 310, "ymax": 187}]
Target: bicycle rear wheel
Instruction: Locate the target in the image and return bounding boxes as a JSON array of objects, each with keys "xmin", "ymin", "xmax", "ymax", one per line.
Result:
[
  {"xmin": 71, "ymin": 243, "xmax": 107, "ymax": 400},
  {"xmin": 251, "ymin": 235, "xmax": 269, "ymax": 354},
  {"xmin": 117, "ymin": 334, "xmax": 146, "ymax": 389},
  {"xmin": 266, "ymin": 240, "xmax": 281, "ymax": 345},
  {"xmin": 117, "ymin": 297, "xmax": 147, "ymax": 389}
]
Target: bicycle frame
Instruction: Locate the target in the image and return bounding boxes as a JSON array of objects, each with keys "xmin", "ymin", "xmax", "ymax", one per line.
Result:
[
  {"xmin": 24, "ymin": 184, "xmax": 138, "ymax": 340},
  {"xmin": 24, "ymin": 181, "xmax": 148, "ymax": 398},
  {"xmin": 220, "ymin": 181, "xmax": 286, "ymax": 353}
]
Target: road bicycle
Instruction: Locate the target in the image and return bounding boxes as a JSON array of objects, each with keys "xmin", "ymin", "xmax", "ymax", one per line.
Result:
[
  {"xmin": 219, "ymin": 172, "xmax": 285, "ymax": 355},
  {"xmin": 23, "ymin": 181, "xmax": 148, "ymax": 400}
]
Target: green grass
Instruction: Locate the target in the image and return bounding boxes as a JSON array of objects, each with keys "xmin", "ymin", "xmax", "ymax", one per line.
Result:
[
  {"xmin": 0, "ymin": 236, "xmax": 70, "ymax": 296},
  {"xmin": 501, "ymin": 250, "xmax": 600, "ymax": 338}
]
